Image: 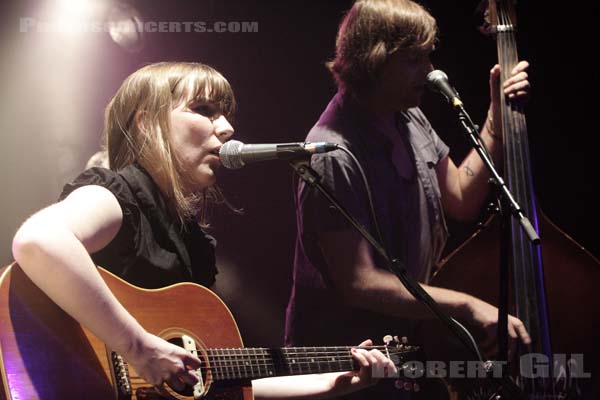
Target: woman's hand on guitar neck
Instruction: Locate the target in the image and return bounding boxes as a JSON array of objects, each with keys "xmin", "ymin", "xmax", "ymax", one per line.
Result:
[
  {"xmin": 349, "ymin": 339, "xmax": 398, "ymax": 387},
  {"xmin": 122, "ymin": 331, "xmax": 202, "ymax": 391},
  {"xmin": 251, "ymin": 339, "xmax": 398, "ymax": 399}
]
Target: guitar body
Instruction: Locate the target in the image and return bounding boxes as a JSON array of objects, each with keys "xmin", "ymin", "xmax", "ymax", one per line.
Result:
[{"xmin": 0, "ymin": 264, "xmax": 251, "ymax": 400}]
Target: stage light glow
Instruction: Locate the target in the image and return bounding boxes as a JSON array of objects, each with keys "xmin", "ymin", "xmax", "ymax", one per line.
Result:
[
  {"xmin": 40, "ymin": 0, "xmax": 110, "ymax": 35},
  {"xmin": 107, "ymin": 3, "xmax": 144, "ymax": 53},
  {"xmin": 54, "ymin": 0, "xmax": 97, "ymax": 20}
]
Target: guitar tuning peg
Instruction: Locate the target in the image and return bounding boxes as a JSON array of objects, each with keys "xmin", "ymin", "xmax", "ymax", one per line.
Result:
[
  {"xmin": 395, "ymin": 379, "xmax": 419, "ymax": 392},
  {"xmin": 382, "ymin": 334, "xmax": 393, "ymax": 345}
]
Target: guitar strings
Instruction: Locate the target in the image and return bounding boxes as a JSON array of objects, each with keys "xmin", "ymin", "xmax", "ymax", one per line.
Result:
[
  {"xmin": 121, "ymin": 348, "xmax": 414, "ymax": 376},
  {"xmin": 203, "ymin": 348, "xmax": 412, "ymax": 360},
  {"xmin": 122, "ymin": 352, "xmax": 419, "ymax": 387},
  {"xmin": 204, "ymin": 345, "xmax": 409, "ymax": 353},
  {"xmin": 199, "ymin": 354, "xmax": 408, "ymax": 365},
  {"xmin": 114, "ymin": 336, "xmax": 415, "ymax": 381}
]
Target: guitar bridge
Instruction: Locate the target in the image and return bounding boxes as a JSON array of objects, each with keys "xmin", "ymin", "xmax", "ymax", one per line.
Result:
[{"xmin": 110, "ymin": 351, "xmax": 132, "ymax": 400}]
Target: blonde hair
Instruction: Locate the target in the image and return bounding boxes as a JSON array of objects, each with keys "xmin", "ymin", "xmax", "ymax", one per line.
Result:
[
  {"xmin": 328, "ymin": 0, "xmax": 437, "ymax": 97},
  {"xmin": 105, "ymin": 62, "xmax": 236, "ymax": 225}
]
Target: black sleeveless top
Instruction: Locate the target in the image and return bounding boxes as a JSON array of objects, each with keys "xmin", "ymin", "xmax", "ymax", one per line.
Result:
[{"xmin": 60, "ymin": 164, "xmax": 218, "ymax": 289}]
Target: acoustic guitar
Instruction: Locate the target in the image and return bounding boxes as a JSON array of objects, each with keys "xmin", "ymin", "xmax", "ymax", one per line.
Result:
[{"xmin": 0, "ymin": 264, "xmax": 419, "ymax": 400}]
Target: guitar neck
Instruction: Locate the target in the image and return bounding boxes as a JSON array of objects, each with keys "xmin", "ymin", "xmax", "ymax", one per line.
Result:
[{"xmin": 207, "ymin": 346, "xmax": 357, "ymax": 381}]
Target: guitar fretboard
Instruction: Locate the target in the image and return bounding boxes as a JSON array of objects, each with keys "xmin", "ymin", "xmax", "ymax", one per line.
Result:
[{"xmin": 206, "ymin": 347, "xmax": 356, "ymax": 381}]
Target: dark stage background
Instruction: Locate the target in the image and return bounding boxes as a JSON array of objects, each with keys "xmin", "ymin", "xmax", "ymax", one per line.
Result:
[{"xmin": 1, "ymin": 0, "xmax": 598, "ymax": 347}]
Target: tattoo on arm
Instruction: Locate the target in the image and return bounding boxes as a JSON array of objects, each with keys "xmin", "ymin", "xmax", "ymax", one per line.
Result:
[{"xmin": 464, "ymin": 162, "xmax": 475, "ymax": 177}]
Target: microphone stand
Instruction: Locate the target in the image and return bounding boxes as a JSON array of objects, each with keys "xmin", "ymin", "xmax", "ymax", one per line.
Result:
[
  {"xmin": 288, "ymin": 156, "xmax": 527, "ymax": 399},
  {"xmin": 454, "ymin": 103, "xmax": 539, "ymax": 244}
]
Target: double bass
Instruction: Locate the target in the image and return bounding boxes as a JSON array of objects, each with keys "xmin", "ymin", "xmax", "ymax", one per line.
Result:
[{"xmin": 422, "ymin": 1, "xmax": 600, "ymax": 399}]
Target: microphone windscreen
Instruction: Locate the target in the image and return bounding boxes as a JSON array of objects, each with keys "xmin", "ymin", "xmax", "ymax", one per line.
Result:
[
  {"xmin": 219, "ymin": 140, "xmax": 245, "ymax": 170},
  {"xmin": 426, "ymin": 70, "xmax": 448, "ymax": 90}
]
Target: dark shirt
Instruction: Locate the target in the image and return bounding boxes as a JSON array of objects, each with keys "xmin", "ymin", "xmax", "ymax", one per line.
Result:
[
  {"xmin": 285, "ymin": 93, "xmax": 449, "ymax": 348},
  {"xmin": 59, "ymin": 164, "xmax": 218, "ymax": 289}
]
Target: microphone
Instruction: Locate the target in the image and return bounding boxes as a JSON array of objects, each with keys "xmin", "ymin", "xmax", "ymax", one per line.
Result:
[
  {"xmin": 219, "ymin": 140, "xmax": 338, "ymax": 169},
  {"xmin": 426, "ymin": 70, "xmax": 463, "ymax": 108}
]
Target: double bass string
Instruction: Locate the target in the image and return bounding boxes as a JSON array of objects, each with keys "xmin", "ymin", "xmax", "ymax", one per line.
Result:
[{"xmin": 496, "ymin": 2, "xmax": 553, "ymax": 397}]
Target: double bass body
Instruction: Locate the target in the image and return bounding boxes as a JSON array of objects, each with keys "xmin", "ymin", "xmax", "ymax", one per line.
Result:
[{"xmin": 425, "ymin": 212, "xmax": 600, "ymax": 398}]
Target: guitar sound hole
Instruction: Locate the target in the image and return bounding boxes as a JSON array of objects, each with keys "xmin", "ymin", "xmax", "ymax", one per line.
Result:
[{"xmin": 166, "ymin": 337, "xmax": 205, "ymax": 397}]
